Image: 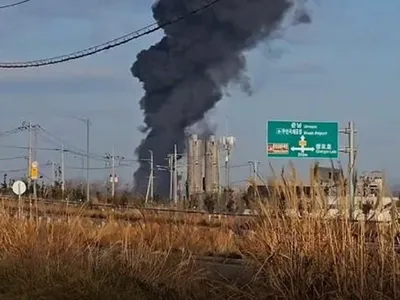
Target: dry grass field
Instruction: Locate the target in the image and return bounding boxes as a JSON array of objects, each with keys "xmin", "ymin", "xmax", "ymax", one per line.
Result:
[
  {"xmin": 0, "ymin": 198, "xmax": 244, "ymax": 228},
  {"xmin": 0, "ymin": 205, "xmax": 399, "ymax": 299},
  {"xmin": 1, "ymin": 171, "xmax": 400, "ymax": 299}
]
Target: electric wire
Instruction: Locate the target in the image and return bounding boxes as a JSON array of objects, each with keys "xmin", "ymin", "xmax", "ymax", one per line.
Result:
[
  {"xmin": 0, "ymin": 124, "xmax": 254, "ymax": 184},
  {"xmin": 65, "ymin": 165, "xmax": 131, "ymax": 170},
  {"xmin": 0, "ymin": 155, "xmax": 27, "ymax": 161},
  {"xmin": 0, "ymin": 168, "xmax": 26, "ymax": 173},
  {"xmin": 0, "ymin": 0, "xmax": 223, "ymax": 68},
  {"xmin": 37, "ymin": 126, "xmax": 102, "ymax": 159},
  {"xmin": 0, "ymin": 145, "xmax": 66, "ymax": 151},
  {"xmin": 37, "ymin": 126, "xmax": 141, "ymax": 163},
  {"xmin": 0, "ymin": 124, "xmax": 241, "ymax": 166},
  {"xmin": 0, "ymin": 142, "xmax": 119, "ymax": 163},
  {"xmin": 39, "ymin": 129, "xmax": 144, "ymax": 164},
  {"xmin": 36, "ymin": 130, "xmax": 112, "ymax": 162},
  {"xmin": 0, "ymin": 0, "xmax": 30, "ymax": 10},
  {"xmin": 0, "ymin": 126, "xmax": 26, "ymax": 137}
]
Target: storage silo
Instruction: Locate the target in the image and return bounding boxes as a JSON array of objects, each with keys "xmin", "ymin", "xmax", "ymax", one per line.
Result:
[
  {"xmin": 187, "ymin": 134, "xmax": 203, "ymax": 197},
  {"xmin": 204, "ymin": 135, "xmax": 220, "ymax": 194}
]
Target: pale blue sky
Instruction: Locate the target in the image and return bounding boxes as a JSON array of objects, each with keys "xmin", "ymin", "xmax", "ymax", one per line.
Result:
[{"xmin": 0, "ymin": 0, "xmax": 399, "ymax": 188}]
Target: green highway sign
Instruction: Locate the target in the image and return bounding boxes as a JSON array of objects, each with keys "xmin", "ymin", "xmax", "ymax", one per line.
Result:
[{"xmin": 266, "ymin": 120, "xmax": 339, "ymax": 159}]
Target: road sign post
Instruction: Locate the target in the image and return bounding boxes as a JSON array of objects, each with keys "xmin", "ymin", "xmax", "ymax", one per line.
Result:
[
  {"xmin": 267, "ymin": 121, "xmax": 339, "ymax": 159},
  {"xmin": 267, "ymin": 119, "xmax": 357, "ymax": 220},
  {"xmin": 12, "ymin": 180, "xmax": 26, "ymax": 218}
]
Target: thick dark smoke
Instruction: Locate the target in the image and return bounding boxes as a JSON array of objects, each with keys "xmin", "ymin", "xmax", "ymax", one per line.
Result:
[{"xmin": 131, "ymin": 0, "xmax": 310, "ymax": 197}]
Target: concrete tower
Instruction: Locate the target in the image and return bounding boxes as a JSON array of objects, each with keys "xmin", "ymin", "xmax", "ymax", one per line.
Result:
[
  {"xmin": 187, "ymin": 134, "xmax": 203, "ymax": 197},
  {"xmin": 204, "ymin": 135, "xmax": 220, "ymax": 194}
]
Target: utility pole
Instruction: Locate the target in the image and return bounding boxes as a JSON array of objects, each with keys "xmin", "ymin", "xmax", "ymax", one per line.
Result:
[
  {"xmin": 27, "ymin": 121, "xmax": 32, "ymax": 197},
  {"xmin": 33, "ymin": 126, "xmax": 37, "ymax": 161},
  {"xmin": 167, "ymin": 154, "xmax": 173, "ymax": 201},
  {"xmin": 145, "ymin": 150, "xmax": 154, "ymax": 204},
  {"xmin": 248, "ymin": 160, "xmax": 260, "ymax": 198},
  {"xmin": 173, "ymin": 144, "xmax": 178, "ymax": 204},
  {"xmin": 86, "ymin": 119, "xmax": 90, "ymax": 203},
  {"xmin": 32, "ymin": 126, "xmax": 38, "ymax": 200},
  {"xmin": 51, "ymin": 161, "xmax": 55, "ymax": 186},
  {"xmin": 80, "ymin": 156, "xmax": 84, "ymax": 196},
  {"xmin": 111, "ymin": 145, "xmax": 115, "ymax": 199},
  {"xmin": 61, "ymin": 144, "xmax": 65, "ymax": 200},
  {"xmin": 74, "ymin": 155, "xmax": 85, "ymax": 194},
  {"xmin": 340, "ymin": 121, "xmax": 357, "ymax": 220},
  {"xmin": 45, "ymin": 160, "xmax": 56, "ymax": 186},
  {"xmin": 68, "ymin": 116, "xmax": 91, "ymax": 202},
  {"xmin": 165, "ymin": 147, "xmax": 182, "ymax": 203},
  {"xmin": 104, "ymin": 149, "xmax": 122, "ymax": 201},
  {"xmin": 150, "ymin": 151, "xmax": 154, "ymax": 201}
]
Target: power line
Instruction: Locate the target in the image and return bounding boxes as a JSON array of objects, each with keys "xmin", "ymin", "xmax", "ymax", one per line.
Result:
[
  {"xmin": 36, "ymin": 128, "xmax": 144, "ymax": 163},
  {"xmin": 0, "ymin": 124, "xmax": 252, "ymax": 172},
  {"xmin": 0, "ymin": 168, "xmax": 26, "ymax": 173},
  {"xmin": 36, "ymin": 127, "xmax": 132, "ymax": 163},
  {"xmin": 0, "ymin": 155, "xmax": 26, "ymax": 161},
  {"xmin": 0, "ymin": 142, "xmax": 123, "ymax": 163},
  {"xmin": 0, "ymin": 145, "xmax": 62, "ymax": 151},
  {"xmin": 0, "ymin": 0, "xmax": 222, "ymax": 68},
  {"xmin": 65, "ymin": 164, "xmax": 135, "ymax": 170},
  {"xmin": 229, "ymin": 164, "xmax": 249, "ymax": 169},
  {"xmin": 37, "ymin": 125, "xmax": 92, "ymax": 155},
  {"xmin": 35, "ymin": 130, "xmax": 107, "ymax": 162},
  {"xmin": 0, "ymin": 126, "xmax": 27, "ymax": 137},
  {"xmin": 0, "ymin": 0, "xmax": 30, "ymax": 10}
]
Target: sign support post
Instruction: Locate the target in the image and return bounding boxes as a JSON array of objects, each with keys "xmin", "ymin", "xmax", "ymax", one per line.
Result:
[
  {"xmin": 339, "ymin": 121, "xmax": 357, "ymax": 221},
  {"xmin": 12, "ymin": 181, "xmax": 27, "ymax": 219}
]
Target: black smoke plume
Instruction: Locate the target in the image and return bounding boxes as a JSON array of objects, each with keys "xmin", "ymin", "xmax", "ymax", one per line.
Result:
[{"xmin": 131, "ymin": 0, "xmax": 310, "ymax": 197}]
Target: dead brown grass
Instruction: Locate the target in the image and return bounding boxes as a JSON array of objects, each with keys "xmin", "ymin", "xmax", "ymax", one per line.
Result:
[
  {"xmin": 1, "ymin": 170, "xmax": 400, "ymax": 299},
  {"xmin": 0, "ymin": 210, "xmax": 399, "ymax": 299},
  {"xmin": 0, "ymin": 215, "xmax": 219, "ymax": 299}
]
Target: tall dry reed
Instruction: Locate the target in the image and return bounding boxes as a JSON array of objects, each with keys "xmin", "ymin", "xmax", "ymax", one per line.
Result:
[{"xmin": 0, "ymin": 165, "xmax": 399, "ymax": 299}]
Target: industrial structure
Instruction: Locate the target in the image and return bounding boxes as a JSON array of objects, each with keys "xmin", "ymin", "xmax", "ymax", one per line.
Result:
[
  {"xmin": 220, "ymin": 135, "xmax": 236, "ymax": 188},
  {"xmin": 204, "ymin": 135, "xmax": 220, "ymax": 193},
  {"xmin": 356, "ymin": 171, "xmax": 384, "ymax": 197},
  {"xmin": 186, "ymin": 134, "xmax": 220, "ymax": 199},
  {"xmin": 187, "ymin": 134, "xmax": 203, "ymax": 197},
  {"xmin": 311, "ymin": 165, "xmax": 344, "ymax": 197}
]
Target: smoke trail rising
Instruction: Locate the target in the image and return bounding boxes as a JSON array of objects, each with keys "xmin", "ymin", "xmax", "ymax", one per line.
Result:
[{"xmin": 131, "ymin": 0, "xmax": 310, "ymax": 196}]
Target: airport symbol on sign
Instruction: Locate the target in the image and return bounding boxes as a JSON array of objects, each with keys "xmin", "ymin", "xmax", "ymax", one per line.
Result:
[{"xmin": 290, "ymin": 135, "xmax": 315, "ymax": 153}]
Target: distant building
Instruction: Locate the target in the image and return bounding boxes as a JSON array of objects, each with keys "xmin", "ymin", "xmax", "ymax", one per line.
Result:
[
  {"xmin": 313, "ymin": 166, "xmax": 342, "ymax": 183},
  {"xmin": 311, "ymin": 165, "xmax": 344, "ymax": 197},
  {"xmin": 357, "ymin": 171, "xmax": 384, "ymax": 197}
]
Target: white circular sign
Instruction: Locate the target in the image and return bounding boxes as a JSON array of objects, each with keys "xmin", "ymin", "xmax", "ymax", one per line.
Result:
[
  {"xmin": 12, "ymin": 181, "xmax": 26, "ymax": 196},
  {"xmin": 31, "ymin": 161, "xmax": 39, "ymax": 168}
]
